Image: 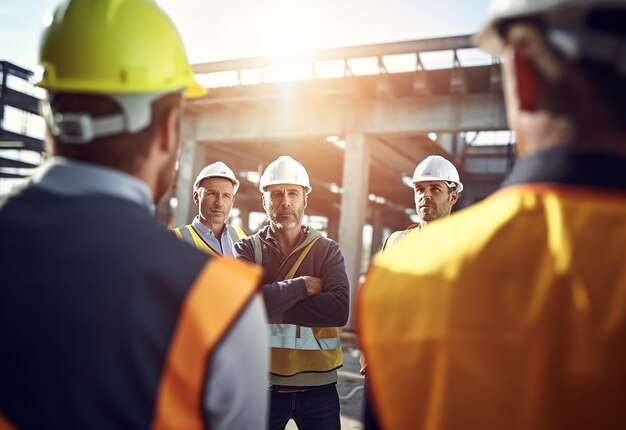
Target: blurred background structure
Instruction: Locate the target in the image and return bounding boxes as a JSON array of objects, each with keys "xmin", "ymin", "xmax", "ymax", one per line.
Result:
[
  {"xmin": 0, "ymin": 61, "xmax": 46, "ymax": 199},
  {"xmin": 175, "ymin": 35, "xmax": 513, "ymax": 327},
  {"xmin": 0, "ymin": 0, "xmax": 515, "ymax": 329},
  {"xmin": 1, "ymin": 37, "xmax": 514, "ymax": 328}
]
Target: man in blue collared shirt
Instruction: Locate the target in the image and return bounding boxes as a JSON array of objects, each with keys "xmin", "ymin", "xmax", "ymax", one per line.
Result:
[{"xmin": 172, "ymin": 161, "xmax": 247, "ymax": 256}]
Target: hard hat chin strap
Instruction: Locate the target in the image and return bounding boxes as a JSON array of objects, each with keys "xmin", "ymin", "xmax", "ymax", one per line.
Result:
[{"xmin": 41, "ymin": 92, "xmax": 174, "ymax": 144}]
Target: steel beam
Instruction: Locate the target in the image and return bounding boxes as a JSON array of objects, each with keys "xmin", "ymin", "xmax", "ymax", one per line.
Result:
[
  {"xmin": 193, "ymin": 35, "xmax": 475, "ymax": 75},
  {"xmin": 191, "ymin": 93, "xmax": 507, "ymax": 144}
]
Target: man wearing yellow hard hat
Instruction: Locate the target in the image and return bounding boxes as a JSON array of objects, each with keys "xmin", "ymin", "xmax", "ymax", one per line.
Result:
[
  {"xmin": 0, "ymin": 1, "xmax": 268, "ymax": 429},
  {"xmin": 359, "ymin": 0, "xmax": 626, "ymax": 429}
]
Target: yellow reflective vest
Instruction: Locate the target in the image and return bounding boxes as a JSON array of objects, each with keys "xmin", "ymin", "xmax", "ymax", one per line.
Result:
[
  {"xmin": 252, "ymin": 231, "xmax": 343, "ymax": 380},
  {"xmin": 382, "ymin": 223, "xmax": 421, "ymax": 253},
  {"xmin": 359, "ymin": 183, "xmax": 626, "ymax": 430},
  {"xmin": 171, "ymin": 224, "xmax": 246, "ymax": 256}
]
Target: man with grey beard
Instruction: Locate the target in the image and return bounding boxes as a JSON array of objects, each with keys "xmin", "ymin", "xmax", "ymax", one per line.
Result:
[{"xmin": 234, "ymin": 155, "xmax": 350, "ymax": 430}]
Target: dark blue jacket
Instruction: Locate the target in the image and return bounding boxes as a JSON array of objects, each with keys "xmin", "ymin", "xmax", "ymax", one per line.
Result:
[
  {"xmin": 0, "ymin": 186, "xmax": 255, "ymax": 429},
  {"xmin": 234, "ymin": 225, "xmax": 349, "ymax": 327}
]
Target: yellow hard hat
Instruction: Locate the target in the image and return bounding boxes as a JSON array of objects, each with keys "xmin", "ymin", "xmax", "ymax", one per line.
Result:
[{"xmin": 38, "ymin": 0, "xmax": 205, "ymax": 98}]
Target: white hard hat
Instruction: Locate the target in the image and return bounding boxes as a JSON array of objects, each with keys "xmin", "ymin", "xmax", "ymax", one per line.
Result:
[
  {"xmin": 476, "ymin": 0, "xmax": 626, "ymax": 76},
  {"xmin": 411, "ymin": 155, "xmax": 463, "ymax": 192},
  {"xmin": 259, "ymin": 156, "xmax": 312, "ymax": 194},
  {"xmin": 194, "ymin": 161, "xmax": 240, "ymax": 194}
]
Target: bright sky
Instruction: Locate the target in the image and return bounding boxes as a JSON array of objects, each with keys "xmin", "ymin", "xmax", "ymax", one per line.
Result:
[
  {"xmin": 0, "ymin": 0, "xmax": 506, "ymax": 191},
  {"xmin": 0, "ymin": 0, "xmax": 491, "ymax": 71}
]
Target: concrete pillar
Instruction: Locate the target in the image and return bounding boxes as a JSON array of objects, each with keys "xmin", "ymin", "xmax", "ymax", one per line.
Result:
[
  {"xmin": 437, "ymin": 132, "xmax": 455, "ymax": 154},
  {"xmin": 238, "ymin": 206, "xmax": 251, "ymax": 233},
  {"xmin": 338, "ymin": 132, "xmax": 370, "ymax": 330},
  {"xmin": 173, "ymin": 115, "xmax": 205, "ymax": 226},
  {"xmin": 173, "ymin": 140, "xmax": 195, "ymax": 226},
  {"xmin": 456, "ymin": 132, "xmax": 466, "ymax": 157},
  {"xmin": 370, "ymin": 208, "xmax": 385, "ymax": 257},
  {"xmin": 326, "ymin": 205, "xmax": 340, "ymax": 242}
]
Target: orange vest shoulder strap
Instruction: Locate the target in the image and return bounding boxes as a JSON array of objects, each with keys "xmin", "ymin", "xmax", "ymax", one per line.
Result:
[{"xmin": 151, "ymin": 258, "xmax": 261, "ymax": 429}]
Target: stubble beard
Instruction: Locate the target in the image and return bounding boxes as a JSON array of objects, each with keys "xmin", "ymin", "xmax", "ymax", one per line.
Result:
[
  {"xmin": 420, "ymin": 202, "xmax": 451, "ymax": 222},
  {"xmin": 269, "ymin": 208, "xmax": 303, "ymax": 231}
]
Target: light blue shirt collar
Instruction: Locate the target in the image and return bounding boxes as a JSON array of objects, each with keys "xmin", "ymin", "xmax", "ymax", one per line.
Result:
[
  {"xmin": 191, "ymin": 216, "xmax": 235, "ymax": 257},
  {"xmin": 31, "ymin": 157, "xmax": 154, "ymax": 212}
]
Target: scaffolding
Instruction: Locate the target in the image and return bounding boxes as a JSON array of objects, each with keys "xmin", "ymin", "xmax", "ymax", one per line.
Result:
[{"xmin": 0, "ymin": 61, "xmax": 45, "ymax": 197}]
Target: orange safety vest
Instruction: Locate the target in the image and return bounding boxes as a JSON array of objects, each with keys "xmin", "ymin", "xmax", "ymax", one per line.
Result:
[
  {"xmin": 152, "ymin": 258, "xmax": 260, "ymax": 429},
  {"xmin": 0, "ymin": 414, "xmax": 15, "ymax": 430},
  {"xmin": 171, "ymin": 224, "xmax": 247, "ymax": 256},
  {"xmin": 381, "ymin": 223, "xmax": 422, "ymax": 253},
  {"xmin": 252, "ymin": 232, "xmax": 343, "ymax": 377},
  {"xmin": 359, "ymin": 184, "xmax": 626, "ymax": 430}
]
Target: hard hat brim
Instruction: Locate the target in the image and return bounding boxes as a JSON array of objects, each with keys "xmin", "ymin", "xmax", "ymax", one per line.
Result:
[
  {"xmin": 184, "ymin": 76, "xmax": 207, "ymax": 98},
  {"xmin": 411, "ymin": 176, "xmax": 463, "ymax": 193},
  {"xmin": 260, "ymin": 181, "xmax": 312, "ymax": 195}
]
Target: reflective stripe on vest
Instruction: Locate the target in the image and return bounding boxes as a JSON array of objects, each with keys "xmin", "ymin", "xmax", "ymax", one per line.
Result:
[
  {"xmin": 382, "ymin": 225, "xmax": 422, "ymax": 253},
  {"xmin": 388, "ymin": 230, "xmax": 411, "ymax": 250},
  {"xmin": 227, "ymin": 225, "xmax": 247, "ymax": 243},
  {"xmin": 250, "ymin": 233, "xmax": 343, "ymax": 376},
  {"xmin": 171, "ymin": 225, "xmax": 220, "ymax": 256},
  {"xmin": 270, "ymin": 325, "xmax": 341, "ymax": 350}
]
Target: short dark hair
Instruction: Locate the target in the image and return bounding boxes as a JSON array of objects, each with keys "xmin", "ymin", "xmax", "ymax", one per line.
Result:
[{"xmin": 48, "ymin": 92, "xmax": 182, "ymax": 174}]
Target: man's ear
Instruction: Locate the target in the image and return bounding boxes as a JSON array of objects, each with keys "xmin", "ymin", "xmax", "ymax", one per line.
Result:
[
  {"xmin": 159, "ymin": 105, "xmax": 180, "ymax": 154},
  {"xmin": 512, "ymin": 48, "xmax": 540, "ymax": 111},
  {"xmin": 193, "ymin": 189, "xmax": 199, "ymax": 206},
  {"xmin": 261, "ymin": 194, "xmax": 268, "ymax": 212},
  {"xmin": 303, "ymin": 194, "xmax": 308, "ymax": 210},
  {"xmin": 450, "ymin": 190, "xmax": 459, "ymax": 206}
]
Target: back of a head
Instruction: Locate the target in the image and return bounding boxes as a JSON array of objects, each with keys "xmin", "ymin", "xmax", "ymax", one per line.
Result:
[{"xmin": 476, "ymin": 0, "xmax": 626, "ymax": 132}]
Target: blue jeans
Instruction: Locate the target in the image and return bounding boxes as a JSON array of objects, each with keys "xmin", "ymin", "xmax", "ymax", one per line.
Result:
[{"xmin": 269, "ymin": 384, "xmax": 341, "ymax": 430}]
